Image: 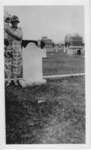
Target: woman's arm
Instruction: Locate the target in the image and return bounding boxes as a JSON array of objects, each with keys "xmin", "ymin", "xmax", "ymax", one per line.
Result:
[{"xmin": 5, "ymin": 25, "xmax": 23, "ymax": 41}]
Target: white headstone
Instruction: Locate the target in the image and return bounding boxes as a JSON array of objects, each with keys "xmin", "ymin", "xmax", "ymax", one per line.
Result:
[
  {"xmin": 42, "ymin": 48, "xmax": 47, "ymax": 58},
  {"xmin": 20, "ymin": 43, "xmax": 46, "ymax": 87}
]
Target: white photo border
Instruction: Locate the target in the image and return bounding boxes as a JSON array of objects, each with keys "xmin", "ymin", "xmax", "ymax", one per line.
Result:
[{"xmin": 0, "ymin": 0, "xmax": 90, "ymax": 149}]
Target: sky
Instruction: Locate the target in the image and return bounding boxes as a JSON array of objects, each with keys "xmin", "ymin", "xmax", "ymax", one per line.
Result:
[{"xmin": 4, "ymin": 6, "xmax": 84, "ymax": 43}]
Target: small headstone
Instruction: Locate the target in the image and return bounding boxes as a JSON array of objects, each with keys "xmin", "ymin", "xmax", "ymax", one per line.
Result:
[
  {"xmin": 42, "ymin": 48, "xmax": 47, "ymax": 58},
  {"xmin": 21, "ymin": 43, "xmax": 46, "ymax": 87}
]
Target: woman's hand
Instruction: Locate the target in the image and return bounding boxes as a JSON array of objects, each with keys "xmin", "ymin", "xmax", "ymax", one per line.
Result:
[{"xmin": 5, "ymin": 26, "xmax": 23, "ymax": 41}]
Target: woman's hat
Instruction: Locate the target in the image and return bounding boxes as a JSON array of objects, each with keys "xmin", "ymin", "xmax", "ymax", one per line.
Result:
[{"xmin": 11, "ymin": 15, "xmax": 20, "ymax": 23}]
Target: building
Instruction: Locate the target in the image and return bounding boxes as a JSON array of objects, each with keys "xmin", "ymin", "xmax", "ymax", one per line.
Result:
[
  {"xmin": 64, "ymin": 34, "xmax": 84, "ymax": 55},
  {"xmin": 41, "ymin": 36, "xmax": 54, "ymax": 49}
]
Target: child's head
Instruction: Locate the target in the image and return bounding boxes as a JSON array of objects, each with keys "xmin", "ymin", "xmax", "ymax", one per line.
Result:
[
  {"xmin": 5, "ymin": 17, "xmax": 11, "ymax": 23},
  {"xmin": 4, "ymin": 12, "xmax": 11, "ymax": 23}
]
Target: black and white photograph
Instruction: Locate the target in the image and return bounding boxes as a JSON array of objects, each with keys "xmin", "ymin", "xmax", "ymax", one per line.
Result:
[{"xmin": 0, "ymin": 0, "xmax": 90, "ymax": 147}]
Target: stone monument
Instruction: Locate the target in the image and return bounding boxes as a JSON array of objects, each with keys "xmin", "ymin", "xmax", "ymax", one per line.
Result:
[
  {"xmin": 42, "ymin": 48, "xmax": 47, "ymax": 58},
  {"xmin": 20, "ymin": 42, "xmax": 46, "ymax": 87}
]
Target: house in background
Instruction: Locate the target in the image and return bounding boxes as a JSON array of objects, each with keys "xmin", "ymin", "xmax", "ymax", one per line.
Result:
[
  {"xmin": 41, "ymin": 36, "xmax": 54, "ymax": 51},
  {"xmin": 64, "ymin": 34, "xmax": 84, "ymax": 55}
]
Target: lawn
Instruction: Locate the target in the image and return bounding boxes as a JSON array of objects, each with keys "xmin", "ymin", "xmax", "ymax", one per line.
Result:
[
  {"xmin": 43, "ymin": 51, "xmax": 85, "ymax": 75},
  {"xmin": 5, "ymin": 76, "xmax": 85, "ymax": 144},
  {"xmin": 5, "ymin": 52, "xmax": 85, "ymax": 144}
]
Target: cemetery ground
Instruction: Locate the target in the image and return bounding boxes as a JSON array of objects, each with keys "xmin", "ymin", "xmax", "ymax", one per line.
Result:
[
  {"xmin": 5, "ymin": 51, "xmax": 85, "ymax": 144},
  {"xmin": 43, "ymin": 50, "xmax": 84, "ymax": 75}
]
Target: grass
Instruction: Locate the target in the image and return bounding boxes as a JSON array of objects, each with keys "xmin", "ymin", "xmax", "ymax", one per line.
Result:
[
  {"xmin": 5, "ymin": 51, "xmax": 85, "ymax": 144},
  {"xmin": 43, "ymin": 51, "xmax": 85, "ymax": 75},
  {"xmin": 5, "ymin": 76, "xmax": 85, "ymax": 144}
]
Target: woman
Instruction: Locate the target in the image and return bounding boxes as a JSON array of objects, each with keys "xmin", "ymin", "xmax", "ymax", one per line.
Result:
[
  {"xmin": 4, "ymin": 14, "xmax": 12, "ymax": 86},
  {"xmin": 5, "ymin": 15, "xmax": 23, "ymax": 86}
]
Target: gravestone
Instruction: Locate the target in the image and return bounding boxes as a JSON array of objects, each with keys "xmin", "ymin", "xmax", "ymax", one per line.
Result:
[
  {"xmin": 20, "ymin": 43, "xmax": 46, "ymax": 87},
  {"xmin": 42, "ymin": 48, "xmax": 47, "ymax": 58}
]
